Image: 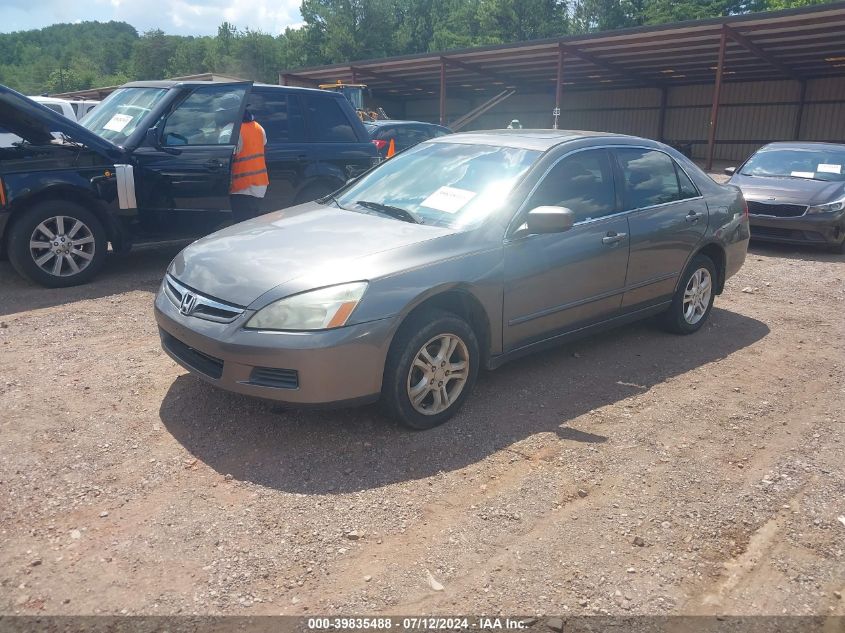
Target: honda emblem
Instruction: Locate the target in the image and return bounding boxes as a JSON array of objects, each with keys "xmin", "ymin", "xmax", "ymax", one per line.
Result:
[{"xmin": 179, "ymin": 292, "xmax": 198, "ymax": 316}]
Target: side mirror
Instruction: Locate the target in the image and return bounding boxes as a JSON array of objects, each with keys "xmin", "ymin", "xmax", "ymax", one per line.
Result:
[
  {"xmin": 526, "ymin": 206, "xmax": 575, "ymax": 234},
  {"xmin": 724, "ymin": 166, "xmax": 736, "ymax": 176},
  {"xmin": 146, "ymin": 126, "xmax": 180, "ymax": 155}
]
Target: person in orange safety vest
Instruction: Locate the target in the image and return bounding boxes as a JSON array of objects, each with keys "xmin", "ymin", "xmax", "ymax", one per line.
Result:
[{"xmin": 230, "ymin": 107, "xmax": 269, "ymax": 223}]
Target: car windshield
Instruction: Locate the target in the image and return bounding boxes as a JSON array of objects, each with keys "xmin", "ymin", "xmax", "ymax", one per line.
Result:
[
  {"xmin": 335, "ymin": 141, "xmax": 541, "ymax": 228},
  {"xmin": 740, "ymin": 147, "xmax": 845, "ymax": 182},
  {"xmin": 80, "ymin": 87, "xmax": 168, "ymax": 145}
]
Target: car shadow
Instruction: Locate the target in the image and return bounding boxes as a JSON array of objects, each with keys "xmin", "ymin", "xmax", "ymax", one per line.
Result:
[
  {"xmin": 158, "ymin": 307, "xmax": 769, "ymax": 494},
  {"xmin": 748, "ymin": 239, "xmax": 842, "ymax": 262},
  {"xmin": 0, "ymin": 244, "xmax": 184, "ymax": 317}
]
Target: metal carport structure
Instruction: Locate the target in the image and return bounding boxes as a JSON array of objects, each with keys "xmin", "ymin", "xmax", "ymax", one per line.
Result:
[{"xmin": 281, "ymin": 2, "xmax": 845, "ymax": 169}]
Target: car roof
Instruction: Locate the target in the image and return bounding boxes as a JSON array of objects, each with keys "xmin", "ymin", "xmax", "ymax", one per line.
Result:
[
  {"xmin": 427, "ymin": 129, "xmax": 645, "ymax": 152},
  {"xmin": 756, "ymin": 141, "xmax": 845, "ymax": 152},
  {"xmin": 121, "ymin": 80, "xmax": 346, "ymax": 97},
  {"xmin": 364, "ymin": 120, "xmax": 448, "ymax": 128}
]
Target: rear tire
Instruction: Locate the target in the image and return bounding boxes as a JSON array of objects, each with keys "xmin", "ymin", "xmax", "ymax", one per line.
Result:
[
  {"xmin": 381, "ymin": 308, "xmax": 479, "ymax": 430},
  {"xmin": 828, "ymin": 240, "xmax": 845, "ymax": 255},
  {"xmin": 7, "ymin": 200, "xmax": 107, "ymax": 288},
  {"xmin": 660, "ymin": 254, "xmax": 716, "ymax": 335}
]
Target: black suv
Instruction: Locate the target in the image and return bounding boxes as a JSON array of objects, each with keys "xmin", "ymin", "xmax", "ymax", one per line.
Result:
[{"xmin": 0, "ymin": 81, "xmax": 377, "ymax": 287}]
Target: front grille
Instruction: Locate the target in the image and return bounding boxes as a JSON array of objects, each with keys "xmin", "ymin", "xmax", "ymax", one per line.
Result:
[
  {"xmin": 751, "ymin": 226, "xmax": 826, "ymax": 242},
  {"xmin": 747, "ymin": 201, "xmax": 807, "ymax": 218},
  {"xmin": 164, "ymin": 275, "xmax": 244, "ymax": 324},
  {"xmin": 248, "ymin": 367, "xmax": 299, "ymax": 390},
  {"xmin": 161, "ymin": 331, "xmax": 224, "ymax": 379}
]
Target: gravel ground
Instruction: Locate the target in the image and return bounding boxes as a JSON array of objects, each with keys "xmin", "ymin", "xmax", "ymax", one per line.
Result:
[{"xmin": 0, "ymin": 235, "xmax": 843, "ymax": 617}]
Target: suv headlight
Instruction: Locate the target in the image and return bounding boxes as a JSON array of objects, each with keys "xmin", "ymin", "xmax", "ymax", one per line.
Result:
[
  {"xmin": 807, "ymin": 196, "xmax": 845, "ymax": 214},
  {"xmin": 245, "ymin": 282, "xmax": 367, "ymax": 331}
]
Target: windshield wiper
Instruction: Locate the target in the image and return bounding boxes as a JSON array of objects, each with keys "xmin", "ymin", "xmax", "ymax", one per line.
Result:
[
  {"xmin": 318, "ymin": 192, "xmax": 344, "ymax": 209},
  {"xmin": 355, "ymin": 200, "xmax": 422, "ymax": 224}
]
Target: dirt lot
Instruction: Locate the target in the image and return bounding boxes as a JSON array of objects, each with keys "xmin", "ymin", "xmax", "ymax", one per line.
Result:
[{"xmin": 1, "ymin": 238, "xmax": 843, "ymax": 618}]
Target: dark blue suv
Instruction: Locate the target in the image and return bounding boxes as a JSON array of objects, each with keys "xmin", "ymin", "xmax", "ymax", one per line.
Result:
[{"xmin": 0, "ymin": 81, "xmax": 377, "ymax": 287}]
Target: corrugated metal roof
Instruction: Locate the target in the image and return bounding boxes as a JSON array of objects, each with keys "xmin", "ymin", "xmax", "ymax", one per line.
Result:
[{"xmin": 281, "ymin": 3, "xmax": 845, "ymax": 98}]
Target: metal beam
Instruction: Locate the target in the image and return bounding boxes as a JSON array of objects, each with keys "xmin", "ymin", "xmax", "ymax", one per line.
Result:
[
  {"xmin": 449, "ymin": 89, "xmax": 516, "ymax": 131},
  {"xmin": 724, "ymin": 25, "xmax": 802, "ymax": 81},
  {"xmin": 658, "ymin": 86, "xmax": 668, "ymax": 142},
  {"xmin": 563, "ymin": 43, "xmax": 663, "ymax": 88},
  {"xmin": 794, "ymin": 79, "xmax": 807, "ymax": 140},
  {"xmin": 706, "ymin": 26, "xmax": 728, "ymax": 171},
  {"xmin": 554, "ymin": 45, "xmax": 565, "ymax": 129},
  {"xmin": 350, "ymin": 66, "xmax": 421, "ymax": 92},
  {"xmin": 441, "ymin": 56, "xmax": 516, "ymax": 88}
]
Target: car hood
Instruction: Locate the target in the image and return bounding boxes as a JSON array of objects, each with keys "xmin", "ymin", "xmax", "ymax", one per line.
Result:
[
  {"xmin": 730, "ymin": 173, "xmax": 845, "ymax": 206},
  {"xmin": 169, "ymin": 202, "xmax": 457, "ymax": 307},
  {"xmin": 0, "ymin": 84, "xmax": 123, "ymax": 158}
]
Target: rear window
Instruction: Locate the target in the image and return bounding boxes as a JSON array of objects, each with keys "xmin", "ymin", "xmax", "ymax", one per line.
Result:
[
  {"xmin": 305, "ymin": 96, "xmax": 358, "ymax": 143},
  {"xmin": 249, "ymin": 90, "xmax": 306, "ymax": 143}
]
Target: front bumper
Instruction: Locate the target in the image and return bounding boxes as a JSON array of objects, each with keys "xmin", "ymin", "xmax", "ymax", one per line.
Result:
[
  {"xmin": 154, "ymin": 286, "xmax": 397, "ymax": 406},
  {"xmin": 749, "ymin": 211, "xmax": 845, "ymax": 247}
]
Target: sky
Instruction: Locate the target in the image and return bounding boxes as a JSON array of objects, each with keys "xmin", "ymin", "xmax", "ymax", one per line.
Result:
[{"xmin": 0, "ymin": 0, "xmax": 305, "ymax": 35}]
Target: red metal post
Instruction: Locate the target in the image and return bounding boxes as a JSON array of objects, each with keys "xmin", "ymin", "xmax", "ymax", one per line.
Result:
[
  {"xmin": 554, "ymin": 45, "xmax": 565, "ymax": 129},
  {"xmin": 439, "ymin": 59, "xmax": 447, "ymax": 126},
  {"xmin": 706, "ymin": 26, "xmax": 728, "ymax": 171}
]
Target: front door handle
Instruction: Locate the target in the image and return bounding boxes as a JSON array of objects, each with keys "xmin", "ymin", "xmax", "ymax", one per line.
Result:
[
  {"xmin": 602, "ymin": 231, "xmax": 627, "ymax": 245},
  {"xmin": 686, "ymin": 210, "xmax": 701, "ymax": 223},
  {"xmin": 205, "ymin": 159, "xmax": 223, "ymax": 170}
]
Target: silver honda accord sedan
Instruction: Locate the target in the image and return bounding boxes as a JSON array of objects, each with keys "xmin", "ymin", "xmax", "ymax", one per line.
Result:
[{"xmin": 155, "ymin": 130, "xmax": 749, "ymax": 429}]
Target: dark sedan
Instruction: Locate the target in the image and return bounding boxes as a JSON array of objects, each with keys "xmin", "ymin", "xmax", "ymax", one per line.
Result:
[
  {"xmin": 364, "ymin": 120, "xmax": 451, "ymax": 158},
  {"xmin": 156, "ymin": 130, "xmax": 749, "ymax": 430},
  {"xmin": 726, "ymin": 142, "xmax": 845, "ymax": 253}
]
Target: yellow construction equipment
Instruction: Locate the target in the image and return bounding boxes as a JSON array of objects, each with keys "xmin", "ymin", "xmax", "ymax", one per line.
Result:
[{"xmin": 318, "ymin": 81, "xmax": 386, "ymax": 122}]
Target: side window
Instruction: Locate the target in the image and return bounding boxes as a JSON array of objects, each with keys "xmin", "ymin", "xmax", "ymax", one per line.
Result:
[
  {"xmin": 305, "ymin": 96, "xmax": 357, "ymax": 142},
  {"xmin": 527, "ymin": 149, "xmax": 616, "ymax": 223},
  {"xmin": 248, "ymin": 91, "xmax": 305, "ymax": 143},
  {"xmin": 395, "ymin": 127, "xmax": 429, "ymax": 150},
  {"xmin": 675, "ymin": 162, "xmax": 700, "ymax": 199},
  {"xmin": 162, "ymin": 86, "xmax": 246, "ymax": 146},
  {"xmin": 616, "ymin": 148, "xmax": 683, "ymax": 209}
]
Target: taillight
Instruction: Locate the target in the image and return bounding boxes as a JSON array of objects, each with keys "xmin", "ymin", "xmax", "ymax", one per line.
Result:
[
  {"xmin": 372, "ymin": 139, "xmax": 387, "ymax": 151},
  {"xmin": 0, "ymin": 177, "xmax": 6, "ymax": 208}
]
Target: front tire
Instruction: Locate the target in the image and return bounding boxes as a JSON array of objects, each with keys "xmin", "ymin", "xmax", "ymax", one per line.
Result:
[
  {"xmin": 381, "ymin": 308, "xmax": 479, "ymax": 430},
  {"xmin": 660, "ymin": 254, "xmax": 716, "ymax": 334},
  {"xmin": 7, "ymin": 200, "xmax": 107, "ymax": 288}
]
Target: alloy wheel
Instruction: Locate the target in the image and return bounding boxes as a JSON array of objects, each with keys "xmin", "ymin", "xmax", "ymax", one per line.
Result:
[
  {"xmin": 406, "ymin": 333, "xmax": 470, "ymax": 415},
  {"xmin": 29, "ymin": 215, "xmax": 96, "ymax": 277},
  {"xmin": 683, "ymin": 267, "xmax": 712, "ymax": 325}
]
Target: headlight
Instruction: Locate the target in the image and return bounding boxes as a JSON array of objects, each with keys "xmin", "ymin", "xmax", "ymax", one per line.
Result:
[
  {"xmin": 807, "ymin": 196, "xmax": 845, "ymax": 214},
  {"xmin": 245, "ymin": 282, "xmax": 367, "ymax": 331}
]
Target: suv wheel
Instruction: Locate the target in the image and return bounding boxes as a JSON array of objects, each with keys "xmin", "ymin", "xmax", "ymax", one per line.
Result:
[
  {"xmin": 381, "ymin": 308, "xmax": 479, "ymax": 430},
  {"xmin": 661, "ymin": 254, "xmax": 716, "ymax": 334},
  {"xmin": 8, "ymin": 200, "xmax": 107, "ymax": 287}
]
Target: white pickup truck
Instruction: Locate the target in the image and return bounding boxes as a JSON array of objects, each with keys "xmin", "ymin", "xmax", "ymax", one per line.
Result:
[{"xmin": 29, "ymin": 96, "xmax": 99, "ymax": 121}]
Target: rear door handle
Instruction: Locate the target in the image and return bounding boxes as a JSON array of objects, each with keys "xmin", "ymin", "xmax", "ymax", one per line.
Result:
[
  {"xmin": 204, "ymin": 159, "xmax": 223, "ymax": 170},
  {"xmin": 602, "ymin": 231, "xmax": 627, "ymax": 245},
  {"xmin": 686, "ymin": 210, "xmax": 701, "ymax": 223}
]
